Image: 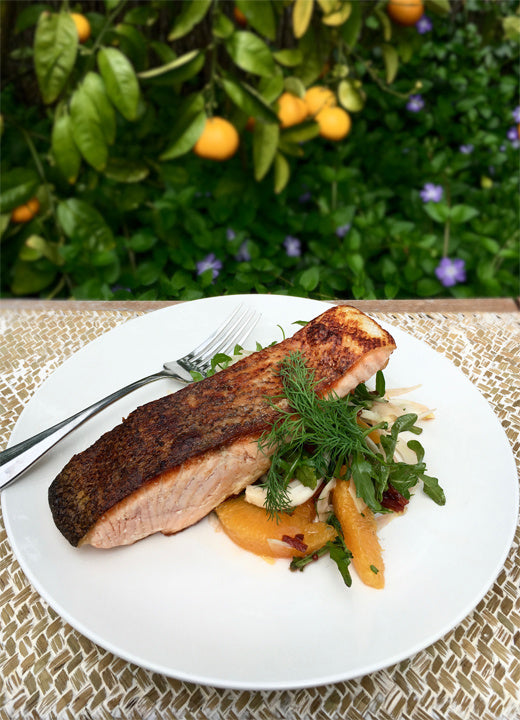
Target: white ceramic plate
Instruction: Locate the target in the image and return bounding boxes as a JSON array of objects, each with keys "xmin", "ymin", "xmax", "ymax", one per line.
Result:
[{"xmin": 2, "ymin": 295, "xmax": 518, "ymax": 690}]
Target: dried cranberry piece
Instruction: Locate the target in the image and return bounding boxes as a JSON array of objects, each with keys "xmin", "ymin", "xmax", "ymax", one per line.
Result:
[
  {"xmin": 381, "ymin": 484, "xmax": 409, "ymax": 512},
  {"xmin": 281, "ymin": 534, "xmax": 308, "ymax": 553}
]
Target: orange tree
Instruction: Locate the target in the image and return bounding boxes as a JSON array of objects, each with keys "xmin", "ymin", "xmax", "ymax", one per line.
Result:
[{"xmin": 0, "ymin": 0, "xmax": 518, "ymax": 299}]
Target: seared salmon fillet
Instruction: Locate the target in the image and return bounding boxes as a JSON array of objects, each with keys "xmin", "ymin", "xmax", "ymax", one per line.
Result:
[{"xmin": 48, "ymin": 305, "xmax": 396, "ymax": 548}]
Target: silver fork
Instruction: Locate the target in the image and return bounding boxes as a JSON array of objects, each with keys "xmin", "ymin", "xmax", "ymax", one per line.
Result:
[{"xmin": 0, "ymin": 304, "xmax": 260, "ymax": 491}]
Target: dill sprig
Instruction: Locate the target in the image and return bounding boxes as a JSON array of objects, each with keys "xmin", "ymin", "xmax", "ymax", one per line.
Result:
[
  {"xmin": 258, "ymin": 352, "xmax": 377, "ymax": 515},
  {"xmin": 258, "ymin": 351, "xmax": 445, "ymax": 518}
]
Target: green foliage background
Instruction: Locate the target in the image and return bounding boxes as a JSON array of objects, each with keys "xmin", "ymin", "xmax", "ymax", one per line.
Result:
[{"xmin": 0, "ymin": 0, "xmax": 519, "ymax": 302}]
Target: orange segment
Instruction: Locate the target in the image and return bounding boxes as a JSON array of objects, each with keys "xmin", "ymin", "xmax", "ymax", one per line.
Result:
[
  {"xmin": 215, "ymin": 496, "xmax": 335, "ymax": 558},
  {"xmin": 332, "ymin": 479, "xmax": 385, "ymax": 588}
]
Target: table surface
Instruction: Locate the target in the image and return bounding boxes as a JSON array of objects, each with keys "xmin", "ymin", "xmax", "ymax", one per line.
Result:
[{"xmin": 0, "ymin": 297, "xmax": 519, "ymax": 720}]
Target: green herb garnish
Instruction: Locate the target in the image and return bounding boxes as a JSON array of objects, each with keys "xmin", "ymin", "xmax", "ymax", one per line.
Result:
[{"xmin": 258, "ymin": 352, "xmax": 445, "ymax": 517}]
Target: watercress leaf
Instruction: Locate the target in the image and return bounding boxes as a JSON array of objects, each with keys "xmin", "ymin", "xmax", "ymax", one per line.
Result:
[
  {"xmin": 294, "ymin": 461, "xmax": 318, "ymax": 488},
  {"xmin": 375, "ymin": 370, "xmax": 386, "ymax": 397},
  {"xmin": 391, "ymin": 413, "xmax": 419, "ymax": 437},
  {"xmin": 421, "ymin": 474, "xmax": 446, "ymax": 505},
  {"xmin": 327, "ymin": 537, "xmax": 353, "ymax": 587},
  {"xmin": 351, "ymin": 453, "xmax": 379, "ymax": 510},
  {"xmin": 407, "ymin": 439, "xmax": 425, "ymax": 463}
]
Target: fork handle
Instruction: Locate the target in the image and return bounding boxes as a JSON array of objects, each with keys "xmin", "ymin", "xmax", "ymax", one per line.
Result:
[{"xmin": 0, "ymin": 371, "xmax": 180, "ymax": 492}]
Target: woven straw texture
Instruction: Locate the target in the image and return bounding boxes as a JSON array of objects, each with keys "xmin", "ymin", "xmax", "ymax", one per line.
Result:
[{"xmin": 0, "ymin": 305, "xmax": 519, "ymax": 720}]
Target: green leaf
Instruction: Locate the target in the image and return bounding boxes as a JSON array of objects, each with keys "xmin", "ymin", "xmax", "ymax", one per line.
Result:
[
  {"xmin": 322, "ymin": 2, "xmax": 352, "ymax": 27},
  {"xmin": 70, "ymin": 85, "xmax": 109, "ymax": 171},
  {"xmin": 253, "ymin": 122, "xmax": 279, "ymax": 181},
  {"xmin": 138, "ymin": 49, "xmax": 205, "ymax": 85},
  {"xmin": 425, "ymin": 0, "xmax": 451, "ymax": 14},
  {"xmin": 273, "ymin": 49, "xmax": 304, "ymax": 67},
  {"xmin": 15, "ymin": 4, "xmax": 50, "ymax": 33},
  {"xmin": 274, "ymin": 153, "xmax": 291, "ymax": 194},
  {"xmin": 225, "ymin": 31, "xmax": 276, "ymax": 77},
  {"xmin": 299, "ymin": 266, "xmax": 320, "ymax": 291},
  {"xmin": 0, "ymin": 168, "xmax": 39, "ymax": 214},
  {"xmin": 341, "ymin": 0, "xmax": 362, "ymax": 48},
  {"xmin": 220, "ymin": 76, "xmax": 279, "ymax": 124},
  {"xmin": 450, "ymin": 204, "xmax": 479, "ymax": 224},
  {"xmin": 34, "ymin": 11, "xmax": 78, "ymax": 104},
  {"xmin": 57, "ymin": 198, "xmax": 115, "ymax": 252},
  {"xmin": 421, "ymin": 474, "xmax": 446, "ymax": 505},
  {"xmin": 283, "ymin": 76, "xmax": 306, "ymax": 98},
  {"xmin": 281, "ymin": 120, "xmax": 320, "ymax": 143},
  {"xmin": 503, "ymin": 15, "xmax": 520, "ymax": 41},
  {"xmin": 51, "ymin": 109, "xmax": 81, "ymax": 183},
  {"xmin": 423, "ymin": 202, "xmax": 451, "ymax": 223},
  {"xmin": 11, "ymin": 260, "xmax": 56, "ymax": 296},
  {"xmin": 104, "ymin": 158, "xmax": 150, "ymax": 183},
  {"xmin": 213, "ymin": 12, "xmax": 235, "ymax": 39},
  {"xmin": 160, "ymin": 111, "xmax": 206, "ymax": 160},
  {"xmin": 82, "ymin": 72, "xmax": 117, "ymax": 145},
  {"xmin": 168, "ymin": 0, "xmax": 212, "ymax": 41},
  {"xmin": 236, "ymin": 0, "xmax": 276, "ymax": 40},
  {"xmin": 97, "ymin": 47, "xmax": 141, "ymax": 121},
  {"xmin": 293, "ymin": 0, "xmax": 314, "ymax": 39},
  {"xmin": 258, "ymin": 74, "xmax": 285, "ymax": 103},
  {"xmin": 382, "ymin": 43, "xmax": 399, "ymax": 84},
  {"xmin": 112, "ymin": 23, "xmax": 148, "ymax": 72},
  {"xmin": 374, "ymin": 7, "xmax": 392, "ymax": 42}
]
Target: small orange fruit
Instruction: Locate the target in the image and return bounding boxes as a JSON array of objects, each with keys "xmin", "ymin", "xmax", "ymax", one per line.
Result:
[
  {"xmin": 316, "ymin": 106, "xmax": 351, "ymax": 141},
  {"xmin": 215, "ymin": 496, "xmax": 336, "ymax": 559},
  {"xmin": 386, "ymin": 0, "xmax": 424, "ymax": 27},
  {"xmin": 70, "ymin": 12, "xmax": 91, "ymax": 43},
  {"xmin": 304, "ymin": 86, "xmax": 336, "ymax": 116},
  {"xmin": 193, "ymin": 117, "xmax": 239, "ymax": 161},
  {"xmin": 245, "ymin": 116, "xmax": 256, "ymax": 132},
  {"xmin": 233, "ymin": 6, "xmax": 247, "ymax": 27},
  {"xmin": 277, "ymin": 92, "xmax": 309, "ymax": 128},
  {"xmin": 11, "ymin": 197, "xmax": 40, "ymax": 224}
]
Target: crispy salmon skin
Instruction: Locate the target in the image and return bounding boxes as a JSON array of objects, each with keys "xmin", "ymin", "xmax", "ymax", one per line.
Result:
[{"xmin": 48, "ymin": 305, "xmax": 396, "ymax": 548}]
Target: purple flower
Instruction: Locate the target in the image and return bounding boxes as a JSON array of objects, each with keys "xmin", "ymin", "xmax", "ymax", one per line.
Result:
[
  {"xmin": 407, "ymin": 94, "xmax": 424, "ymax": 112},
  {"xmin": 335, "ymin": 223, "xmax": 351, "ymax": 238},
  {"xmin": 196, "ymin": 253, "xmax": 222, "ymax": 280},
  {"xmin": 235, "ymin": 241, "xmax": 251, "ymax": 262},
  {"xmin": 298, "ymin": 191, "xmax": 312, "ymax": 204},
  {"xmin": 459, "ymin": 144, "xmax": 474, "ymax": 154},
  {"xmin": 507, "ymin": 126, "xmax": 519, "ymax": 148},
  {"xmin": 435, "ymin": 258, "xmax": 466, "ymax": 287},
  {"xmin": 226, "ymin": 228, "xmax": 236, "ymax": 241},
  {"xmin": 416, "ymin": 15, "xmax": 432, "ymax": 34},
  {"xmin": 512, "ymin": 106, "xmax": 520, "ymax": 123},
  {"xmin": 420, "ymin": 183, "xmax": 444, "ymax": 203},
  {"xmin": 283, "ymin": 235, "xmax": 301, "ymax": 257}
]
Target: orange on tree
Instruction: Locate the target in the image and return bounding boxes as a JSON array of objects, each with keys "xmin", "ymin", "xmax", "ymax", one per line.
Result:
[
  {"xmin": 10, "ymin": 197, "xmax": 40, "ymax": 224},
  {"xmin": 70, "ymin": 12, "xmax": 91, "ymax": 42},
  {"xmin": 315, "ymin": 106, "xmax": 351, "ymax": 141},
  {"xmin": 304, "ymin": 86, "xmax": 336, "ymax": 116},
  {"xmin": 386, "ymin": 0, "xmax": 424, "ymax": 27},
  {"xmin": 193, "ymin": 117, "xmax": 239, "ymax": 161},
  {"xmin": 277, "ymin": 92, "xmax": 308, "ymax": 128}
]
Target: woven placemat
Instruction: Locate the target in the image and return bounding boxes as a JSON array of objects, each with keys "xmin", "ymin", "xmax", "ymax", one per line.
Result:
[{"xmin": 0, "ymin": 306, "xmax": 519, "ymax": 720}]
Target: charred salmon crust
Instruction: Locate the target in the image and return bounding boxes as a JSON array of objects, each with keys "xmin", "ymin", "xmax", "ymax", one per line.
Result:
[{"xmin": 48, "ymin": 305, "xmax": 396, "ymax": 548}]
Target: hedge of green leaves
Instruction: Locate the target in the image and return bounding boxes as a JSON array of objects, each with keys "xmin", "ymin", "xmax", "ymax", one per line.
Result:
[{"xmin": 1, "ymin": 0, "xmax": 518, "ymax": 301}]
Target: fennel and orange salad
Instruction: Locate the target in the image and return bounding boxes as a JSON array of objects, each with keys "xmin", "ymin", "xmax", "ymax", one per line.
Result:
[{"xmin": 200, "ymin": 344, "xmax": 445, "ymax": 590}]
